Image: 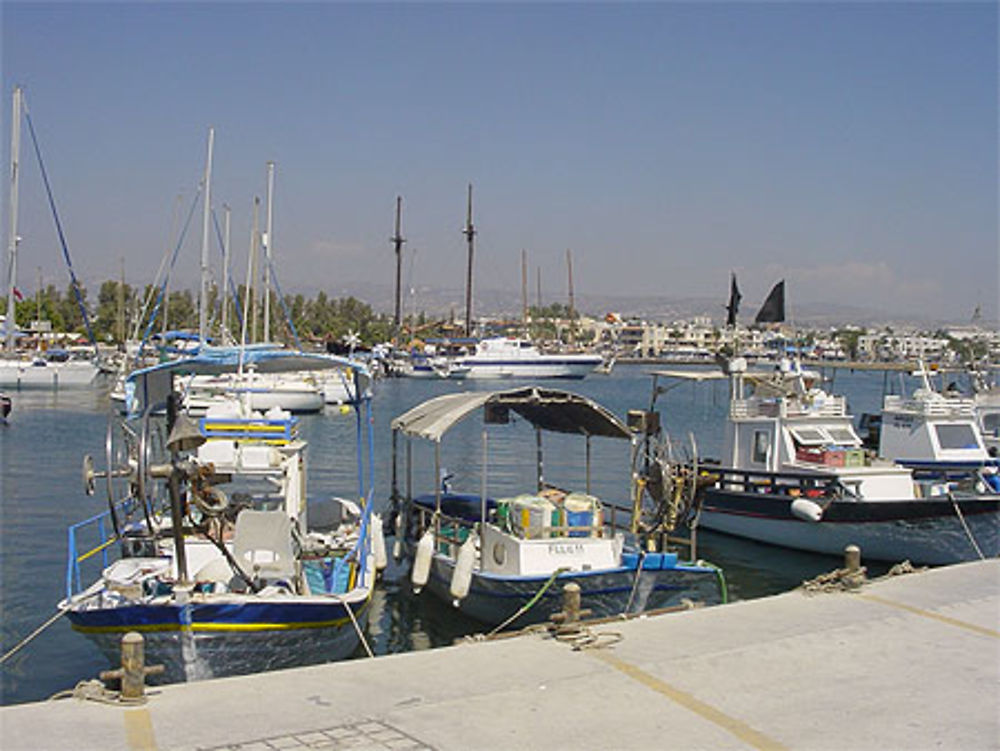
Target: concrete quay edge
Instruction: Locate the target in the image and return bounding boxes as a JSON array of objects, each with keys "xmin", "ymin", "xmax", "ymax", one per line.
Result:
[{"xmin": 2, "ymin": 559, "xmax": 997, "ymax": 751}]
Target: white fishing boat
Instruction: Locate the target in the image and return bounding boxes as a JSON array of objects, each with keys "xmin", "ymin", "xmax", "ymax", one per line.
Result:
[
  {"xmin": 457, "ymin": 337, "xmax": 602, "ymax": 380},
  {"xmin": 876, "ymin": 362, "xmax": 998, "ymax": 473},
  {"xmin": 654, "ymin": 359, "xmax": 1000, "ymax": 564},
  {"xmin": 968, "ymin": 366, "xmax": 1000, "ymax": 456},
  {"xmin": 390, "ymin": 386, "xmax": 726, "ymax": 629},
  {"xmin": 60, "ymin": 348, "xmax": 382, "ymax": 682}
]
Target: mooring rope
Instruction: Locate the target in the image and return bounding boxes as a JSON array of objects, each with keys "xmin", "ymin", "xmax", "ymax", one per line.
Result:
[
  {"xmin": 1, "ymin": 608, "xmax": 67, "ymax": 665},
  {"xmin": 949, "ymin": 493, "xmax": 986, "ymax": 560},
  {"xmin": 486, "ymin": 566, "xmax": 569, "ymax": 637}
]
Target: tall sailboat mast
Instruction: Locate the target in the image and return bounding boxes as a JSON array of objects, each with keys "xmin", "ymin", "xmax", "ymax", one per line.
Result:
[
  {"xmin": 462, "ymin": 184, "xmax": 476, "ymax": 338},
  {"xmin": 221, "ymin": 203, "xmax": 232, "ymax": 342},
  {"xmin": 263, "ymin": 161, "xmax": 274, "ymax": 344},
  {"xmin": 198, "ymin": 127, "xmax": 215, "ymax": 345},
  {"xmin": 391, "ymin": 196, "xmax": 405, "ymax": 339},
  {"xmin": 5, "ymin": 86, "xmax": 23, "ymax": 352}
]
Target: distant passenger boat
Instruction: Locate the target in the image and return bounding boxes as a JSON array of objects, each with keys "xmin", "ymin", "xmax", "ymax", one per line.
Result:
[{"xmin": 457, "ymin": 337, "xmax": 602, "ymax": 379}]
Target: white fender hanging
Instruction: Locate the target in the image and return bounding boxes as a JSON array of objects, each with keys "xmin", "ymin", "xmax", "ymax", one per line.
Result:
[
  {"xmin": 411, "ymin": 528, "xmax": 435, "ymax": 593},
  {"xmin": 791, "ymin": 498, "xmax": 824, "ymax": 523},
  {"xmin": 371, "ymin": 513, "xmax": 388, "ymax": 572},
  {"xmin": 392, "ymin": 509, "xmax": 404, "ymax": 561},
  {"xmin": 449, "ymin": 531, "xmax": 478, "ymax": 604}
]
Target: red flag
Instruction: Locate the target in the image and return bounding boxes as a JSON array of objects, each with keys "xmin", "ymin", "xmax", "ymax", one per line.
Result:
[{"xmin": 12, "ymin": 287, "xmax": 23, "ymax": 301}]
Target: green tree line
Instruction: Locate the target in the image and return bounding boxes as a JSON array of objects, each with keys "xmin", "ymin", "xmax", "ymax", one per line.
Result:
[{"xmin": 2, "ymin": 281, "xmax": 395, "ymax": 348}]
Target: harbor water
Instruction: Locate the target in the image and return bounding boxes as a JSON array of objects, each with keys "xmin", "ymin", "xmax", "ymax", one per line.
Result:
[{"xmin": 0, "ymin": 363, "xmax": 894, "ymax": 705}]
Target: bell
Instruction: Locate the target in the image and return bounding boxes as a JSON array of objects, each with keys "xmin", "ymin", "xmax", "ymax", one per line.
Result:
[{"xmin": 166, "ymin": 413, "xmax": 206, "ymax": 453}]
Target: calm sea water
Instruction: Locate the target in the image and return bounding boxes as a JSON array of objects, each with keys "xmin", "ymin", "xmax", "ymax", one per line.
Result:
[{"xmin": 0, "ymin": 363, "xmax": 891, "ymax": 705}]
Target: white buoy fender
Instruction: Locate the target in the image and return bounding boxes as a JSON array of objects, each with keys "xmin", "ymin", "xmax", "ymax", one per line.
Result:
[
  {"xmin": 449, "ymin": 532, "xmax": 478, "ymax": 603},
  {"xmin": 371, "ymin": 513, "xmax": 388, "ymax": 572},
  {"xmin": 411, "ymin": 528, "xmax": 434, "ymax": 592},
  {"xmin": 392, "ymin": 510, "xmax": 404, "ymax": 561},
  {"xmin": 791, "ymin": 498, "xmax": 824, "ymax": 523}
]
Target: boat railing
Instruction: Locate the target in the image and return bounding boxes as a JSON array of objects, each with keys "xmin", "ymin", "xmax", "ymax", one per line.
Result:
[
  {"xmin": 883, "ymin": 394, "xmax": 976, "ymax": 418},
  {"xmin": 65, "ymin": 498, "xmax": 137, "ymax": 600},
  {"xmin": 713, "ymin": 466, "xmax": 847, "ymax": 499},
  {"xmin": 730, "ymin": 395, "xmax": 847, "ymax": 420},
  {"xmin": 344, "ymin": 487, "xmax": 376, "ymax": 588}
]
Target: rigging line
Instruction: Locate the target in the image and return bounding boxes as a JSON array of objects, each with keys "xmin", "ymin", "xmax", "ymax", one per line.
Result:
[
  {"xmin": 210, "ymin": 208, "xmax": 244, "ymax": 329},
  {"xmin": 262, "ymin": 250, "xmax": 301, "ymax": 350},
  {"xmin": 137, "ymin": 188, "xmax": 202, "ymax": 355},
  {"xmin": 22, "ymin": 110, "xmax": 97, "ymax": 351},
  {"xmin": 131, "ymin": 193, "xmax": 184, "ymax": 344}
]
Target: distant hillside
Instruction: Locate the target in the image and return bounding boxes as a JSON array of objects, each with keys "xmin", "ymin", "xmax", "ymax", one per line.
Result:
[{"xmin": 291, "ymin": 279, "xmax": 987, "ymax": 330}]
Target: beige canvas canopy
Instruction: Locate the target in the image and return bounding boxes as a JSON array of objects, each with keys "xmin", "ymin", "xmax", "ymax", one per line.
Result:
[{"xmin": 390, "ymin": 386, "xmax": 631, "ymax": 443}]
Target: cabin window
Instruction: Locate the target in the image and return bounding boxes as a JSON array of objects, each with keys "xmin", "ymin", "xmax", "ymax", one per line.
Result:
[
  {"xmin": 752, "ymin": 431, "xmax": 770, "ymax": 463},
  {"xmin": 789, "ymin": 427, "xmax": 826, "ymax": 446},
  {"xmin": 826, "ymin": 426, "xmax": 860, "ymax": 446},
  {"xmin": 983, "ymin": 414, "xmax": 1000, "ymax": 437},
  {"xmin": 934, "ymin": 424, "xmax": 980, "ymax": 450}
]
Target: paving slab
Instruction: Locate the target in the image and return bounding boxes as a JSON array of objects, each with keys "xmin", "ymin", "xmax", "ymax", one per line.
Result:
[{"xmin": 1, "ymin": 559, "xmax": 997, "ymax": 751}]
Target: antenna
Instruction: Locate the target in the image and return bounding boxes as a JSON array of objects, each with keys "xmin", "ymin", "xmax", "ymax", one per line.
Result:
[
  {"xmin": 462, "ymin": 184, "xmax": 476, "ymax": 338},
  {"xmin": 391, "ymin": 196, "xmax": 405, "ymax": 339}
]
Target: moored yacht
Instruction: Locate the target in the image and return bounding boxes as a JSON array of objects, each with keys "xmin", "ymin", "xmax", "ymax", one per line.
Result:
[{"xmin": 457, "ymin": 337, "xmax": 602, "ymax": 380}]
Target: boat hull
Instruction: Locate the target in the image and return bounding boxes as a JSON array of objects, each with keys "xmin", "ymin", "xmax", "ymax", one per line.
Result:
[
  {"xmin": 700, "ymin": 489, "xmax": 1000, "ymax": 564},
  {"xmin": 423, "ymin": 554, "xmax": 724, "ymax": 629},
  {"xmin": 0, "ymin": 360, "xmax": 99, "ymax": 389},
  {"xmin": 460, "ymin": 358, "xmax": 602, "ymax": 380},
  {"xmin": 66, "ymin": 592, "xmax": 373, "ymax": 683}
]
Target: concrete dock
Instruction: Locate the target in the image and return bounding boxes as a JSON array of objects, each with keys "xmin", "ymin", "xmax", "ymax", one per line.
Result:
[{"xmin": 2, "ymin": 559, "xmax": 997, "ymax": 751}]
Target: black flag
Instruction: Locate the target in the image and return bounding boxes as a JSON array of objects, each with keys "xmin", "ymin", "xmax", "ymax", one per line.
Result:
[
  {"xmin": 725, "ymin": 273, "xmax": 741, "ymax": 327},
  {"xmin": 754, "ymin": 280, "xmax": 785, "ymax": 324}
]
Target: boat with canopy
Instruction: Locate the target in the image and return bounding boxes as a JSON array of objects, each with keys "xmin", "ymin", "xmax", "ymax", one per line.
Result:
[{"xmin": 390, "ymin": 386, "xmax": 727, "ymax": 629}]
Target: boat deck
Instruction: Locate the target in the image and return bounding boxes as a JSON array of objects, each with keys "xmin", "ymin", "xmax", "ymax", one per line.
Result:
[{"xmin": 2, "ymin": 558, "xmax": 997, "ymax": 750}]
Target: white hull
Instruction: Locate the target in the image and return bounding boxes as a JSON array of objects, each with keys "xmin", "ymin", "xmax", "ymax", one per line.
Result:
[
  {"xmin": 0, "ymin": 359, "xmax": 99, "ymax": 389},
  {"xmin": 462, "ymin": 359, "xmax": 600, "ymax": 380},
  {"xmin": 183, "ymin": 372, "xmax": 324, "ymax": 414}
]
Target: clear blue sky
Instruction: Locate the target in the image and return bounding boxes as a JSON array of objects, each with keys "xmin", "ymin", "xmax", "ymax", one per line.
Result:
[{"xmin": 2, "ymin": 2, "xmax": 997, "ymax": 323}]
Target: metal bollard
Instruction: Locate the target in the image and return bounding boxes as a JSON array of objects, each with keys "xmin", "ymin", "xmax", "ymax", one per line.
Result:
[
  {"xmin": 99, "ymin": 632, "xmax": 165, "ymax": 701},
  {"xmin": 549, "ymin": 583, "xmax": 592, "ymax": 634},
  {"xmin": 844, "ymin": 544, "xmax": 861, "ymax": 574}
]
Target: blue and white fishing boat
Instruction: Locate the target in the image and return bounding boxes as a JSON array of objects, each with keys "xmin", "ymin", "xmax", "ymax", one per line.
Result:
[
  {"xmin": 60, "ymin": 348, "xmax": 383, "ymax": 682},
  {"xmin": 390, "ymin": 386, "xmax": 727, "ymax": 630},
  {"xmin": 653, "ymin": 359, "xmax": 1000, "ymax": 565}
]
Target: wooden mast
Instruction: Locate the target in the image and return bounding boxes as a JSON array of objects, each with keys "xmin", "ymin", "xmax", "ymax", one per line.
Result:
[
  {"xmin": 462, "ymin": 184, "xmax": 476, "ymax": 338},
  {"xmin": 566, "ymin": 248, "xmax": 575, "ymax": 345},
  {"xmin": 521, "ymin": 249, "xmax": 528, "ymax": 337},
  {"xmin": 391, "ymin": 196, "xmax": 405, "ymax": 340}
]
